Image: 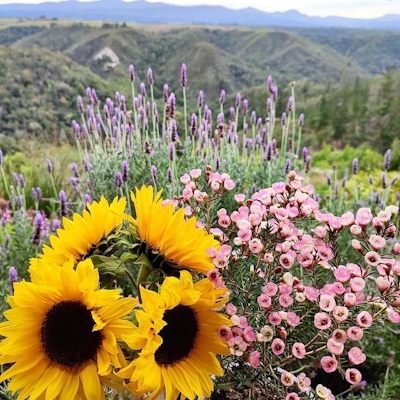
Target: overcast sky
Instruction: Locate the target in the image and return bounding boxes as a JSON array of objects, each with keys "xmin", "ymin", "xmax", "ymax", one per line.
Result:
[{"xmin": 0, "ymin": 0, "xmax": 399, "ymax": 19}]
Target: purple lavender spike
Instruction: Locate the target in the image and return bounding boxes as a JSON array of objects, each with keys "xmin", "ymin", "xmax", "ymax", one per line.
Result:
[
  {"xmin": 0, "ymin": 149, "xmax": 3, "ymax": 166},
  {"xmin": 382, "ymin": 171, "xmax": 387, "ymax": 189},
  {"xmin": 31, "ymin": 213, "xmax": 44, "ymax": 245},
  {"xmin": 115, "ymin": 171, "xmax": 123, "ymax": 188},
  {"xmin": 299, "ymin": 113, "xmax": 305, "ymax": 128},
  {"xmin": 235, "ymin": 93, "xmax": 241, "ymax": 108},
  {"xmin": 181, "ymin": 63, "xmax": 187, "ymax": 87},
  {"xmin": 86, "ymin": 87, "xmax": 93, "ymax": 105},
  {"xmin": 77, "ymin": 96, "xmax": 84, "ymax": 113},
  {"xmin": 390, "ymin": 176, "xmax": 398, "ymax": 186},
  {"xmin": 140, "ymin": 82, "xmax": 147, "ymax": 97},
  {"xmin": 19, "ymin": 174, "xmax": 25, "ymax": 188},
  {"xmin": 9, "ymin": 267, "xmax": 18, "ymax": 292},
  {"xmin": 230, "ymin": 107, "xmax": 235, "ymax": 122},
  {"xmin": 305, "ymin": 155, "xmax": 311, "ymax": 173},
  {"xmin": 122, "ymin": 160, "xmax": 129, "ymax": 182},
  {"xmin": 147, "ymin": 68, "xmax": 154, "ymax": 85},
  {"xmin": 220, "ymin": 90, "xmax": 225, "ymax": 105},
  {"xmin": 168, "ymin": 93, "xmax": 176, "ymax": 119},
  {"xmin": 216, "ymin": 157, "xmax": 220, "ymax": 171},
  {"xmin": 243, "ymin": 123, "xmax": 248, "ymax": 136},
  {"xmin": 167, "ymin": 167, "xmax": 173, "ymax": 183},
  {"xmin": 217, "ymin": 113, "xmax": 224, "ymax": 124},
  {"xmin": 285, "ymin": 159, "xmax": 291, "ymax": 174},
  {"xmin": 302, "ymin": 147, "xmax": 308, "ymax": 163},
  {"xmin": 281, "ymin": 112, "xmax": 287, "ymax": 126},
  {"xmin": 352, "ymin": 158, "xmax": 359, "ymax": 175},
  {"xmin": 59, "ymin": 190, "xmax": 68, "ymax": 217},
  {"xmin": 266, "ymin": 141, "xmax": 273, "ymax": 161},
  {"xmin": 287, "ymin": 96, "xmax": 293, "ymax": 113},
  {"xmin": 129, "ymin": 64, "xmax": 135, "ymax": 82},
  {"xmin": 243, "ymin": 99, "xmax": 248, "ymax": 116},
  {"xmin": 384, "ymin": 149, "xmax": 391, "ymax": 171},
  {"xmin": 46, "ymin": 159, "xmax": 53, "ymax": 174},
  {"xmin": 206, "ymin": 109, "xmax": 212, "ymax": 125},
  {"xmin": 163, "ymin": 84, "xmax": 169, "ymax": 103},
  {"xmin": 272, "ymin": 86, "xmax": 278, "ymax": 103},
  {"xmin": 369, "ymin": 175, "xmax": 373, "ymax": 185},
  {"xmin": 146, "ymin": 101, "xmax": 151, "ymax": 118},
  {"xmin": 342, "ymin": 175, "xmax": 347, "ymax": 188},
  {"xmin": 169, "ymin": 143, "xmax": 174, "ymax": 161},
  {"xmin": 198, "ymin": 91, "xmax": 204, "ymax": 108},
  {"xmin": 91, "ymin": 88, "xmax": 100, "ymax": 106},
  {"xmin": 267, "ymin": 76, "xmax": 273, "ymax": 94},
  {"xmin": 326, "ymin": 175, "xmax": 331, "ymax": 187},
  {"xmin": 115, "ymin": 91, "xmax": 121, "ymax": 106},
  {"xmin": 84, "ymin": 193, "xmax": 92, "ymax": 204},
  {"xmin": 191, "ymin": 114, "xmax": 197, "ymax": 136},
  {"xmin": 171, "ymin": 120, "xmax": 178, "ymax": 142},
  {"xmin": 120, "ymin": 95, "xmax": 126, "ymax": 112},
  {"xmin": 71, "ymin": 163, "xmax": 79, "ymax": 178},
  {"xmin": 266, "ymin": 98, "xmax": 272, "ymax": 114},
  {"xmin": 250, "ymin": 111, "xmax": 256, "ymax": 125}
]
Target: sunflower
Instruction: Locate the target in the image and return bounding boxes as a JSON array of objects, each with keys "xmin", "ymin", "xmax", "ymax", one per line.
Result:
[
  {"xmin": 129, "ymin": 186, "xmax": 219, "ymax": 275},
  {"xmin": 119, "ymin": 270, "xmax": 231, "ymax": 400},
  {"xmin": 30, "ymin": 196, "xmax": 126, "ymax": 268},
  {"xmin": 0, "ymin": 258, "xmax": 136, "ymax": 400}
]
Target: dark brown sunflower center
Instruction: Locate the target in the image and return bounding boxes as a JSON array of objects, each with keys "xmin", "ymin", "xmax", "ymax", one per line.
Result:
[
  {"xmin": 40, "ymin": 301, "xmax": 102, "ymax": 368},
  {"xmin": 155, "ymin": 304, "xmax": 198, "ymax": 365}
]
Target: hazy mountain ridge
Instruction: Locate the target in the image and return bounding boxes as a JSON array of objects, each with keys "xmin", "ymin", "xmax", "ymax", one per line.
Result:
[{"xmin": 1, "ymin": 0, "xmax": 400, "ymax": 30}]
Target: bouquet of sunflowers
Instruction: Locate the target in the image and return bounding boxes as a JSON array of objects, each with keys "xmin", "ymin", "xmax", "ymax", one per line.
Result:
[{"xmin": 0, "ymin": 187, "xmax": 231, "ymax": 400}]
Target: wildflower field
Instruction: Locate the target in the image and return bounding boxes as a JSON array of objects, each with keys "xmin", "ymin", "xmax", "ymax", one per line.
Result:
[{"xmin": 0, "ymin": 62, "xmax": 399, "ymax": 400}]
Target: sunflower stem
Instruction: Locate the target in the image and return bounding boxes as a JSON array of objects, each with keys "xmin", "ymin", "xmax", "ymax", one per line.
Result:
[
  {"xmin": 124, "ymin": 268, "xmax": 139, "ymax": 294},
  {"xmin": 137, "ymin": 264, "xmax": 153, "ymax": 300}
]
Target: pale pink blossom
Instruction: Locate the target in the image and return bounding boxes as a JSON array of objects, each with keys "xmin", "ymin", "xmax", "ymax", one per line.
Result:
[
  {"xmin": 352, "ymin": 239, "xmax": 362, "ymax": 251},
  {"xmin": 243, "ymin": 326, "xmax": 256, "ymax": 342},
  {"xmin": 341, "ymin": 211, "xmax": 355, "ymax": 226},
  {"xmin": 271, "ymin": 338, "xmax": 285, "ymax": 355},
  {"xmin": 264, "ymin": 253, "xmax": 274, "ymax": 263},
  {"xmin": 332, "ymin": 329, "xmax": 347, "ymax": 344},
  {"xmin": 279, "ymin": 283, "xmax": 293, "ymax": 295},
  {"xmin": 218, "ymin": 326, "xmax": 233, "ymax": 343},
  {"xmin": 281, "ymin": 371, "xmax": 295, "ymax": 387},
  {"xmin": 248, "ymin": 350, "xmax": 260, "ymax": 368},
  {"xmin": 238, "ymin": 316, "xmax": 248, "ymax": 328},
  {"xmin": 287, "ymin": 312, "xmax": 300, "ymax": 327},
  {"xmin": 344, "ymin": 293, "xmax": 357, "ymax": 307},
  {"xmin": 249, "ymin": 238, "xmax": 263, "ymax": 253},
  {"xmin": 334, "ymin": 266, "xmax": 351, "ymax": 283},
  {"xmin": 347, "ymin": 326, "xmax": 364, "ymax": 341},
  {"xmin": 237, "ymin": 228, "xmax": 252, "ymax": 242},
  {"xmin": 275, "ymin": 207, "xmax": 289, "ymax": 221},
  {"xmin": 316, "ymin": 384, "xmax": 332, "ymax": 399},
  {"xmin": 213, "ymin": 253, "xmax": 229, "ymax": 269},
  {"xmin": 350, "ymin": 224, "xmax": 362, "ymax": 235},
  {"xmin": 313, "ymin": 226, "xmax": 327, "ymax": 238},
  {"xmin": 327, "ymin": 338, "xmax": 344, "ymax": 355},
  {"xmin": 280, "ymin": 253, "xmax": 295, "ymax": 269},
  {"xmin": 264, "ymin": 282, "xmax": 278, "ymax": 296},
  {"xmin": 286, "ymin": 393, "xmax": 300, "ymax": 400},
  {"xmin": 297, "ymin": 252, "xmax": 314, "ymax": 268},
  {"xmin": 356, "ymin": 311, "xmax": 372, "ymax": 328},
  {"xmin": 257, "ymin": 325, "xmax": 274, "ymax": 342},
  {"xmin": 319, "ymin": 295, "xmax": 336, "ymax": 312},
  {"xmin": 218, "ymin": 214, "xmax": 231, "ymax": 228},
  {"xmin": 189, "ymin": 168, "xmax": 202, "ymax": 179},
  {"xmin": 350, "ymin": 277, "xmax": 365, "ymax": 292},
  {"xmin": 234, "ymin": 194, "xmax": 246, "ymax": 204},
  {"xmin": 180, "ymin": 173, "xmax": 191, "ymax": 185},
  {"xmin": 364, "ymin": 251, "xmax": 381, "ymax": 266},
  {"xmin": 228, "ymin": 336, "xmax": 247, "ymax": 356},
  {"xmin": 314, "ymin": 312, "xmax": 332, "ymax": 330},
  {"xmin": 369, "ymin": 234, "xmax": 386, "ymax": 250},
  {"xmin": 348, "ymin": 347, "xmax": 366, "ymax": 365},
  {"xmin": 272, "ymin": 182, "xmax": 286, "ymax": 193},
  {"xmin": 269, "ymin": 312, "xmax": 282, "ymax": 326},
  {"xmin": 321, "ymin": 355, "xmax": 338, "ymax": 373},
  {"xmin": 297, "ymin": 373, "xmax": 311, "ymax": 392},
  {"xmin": 279, "ymin": 294, "xmax": 293, "ymax": 308},
  {"xmin": 207, "ymin": 269, "xmax": 220, "ymax": 284},
  {"xmin": 206, "ymin": 247, "xmax": 217, "ymax": 258},
  {"xmin": 388, "ymin": 309, "xmax": 400, "ymax": 323},
  {"xmin": 305, "ymin": 286, "xmax": 319, "ymax": 301},
  {"xmin": 257, "ymin": 294, "xmax": 272, "ymax": 309},
  {"xmin": 333, "ymin": 306, "xmax": 349, "ymax": 322},
  {"xmin": 211, "ymin": 180, "xmax": 220, "ymax": 192},
  {"xmin": 376, "ymin": 276, "xmax": 391, "ymax": 292},
  {"xmin": 332, "ymin": 282, "xmax": 346, "ymax": 295},
  {"xmin": 355, "ymin": 208, "xmax": 373, "ymax": 226},
  {"xmin": 292, "ymin": 342, "xmax": 306, "ymax": 359},
  {"xmin": 226, "ymin": 303, "xmax": 237, "ymax": 316},
  {"xmin": 345, "ymin": 368, "xmax": 362, "ymax": 385},
  {"xmin": 377, "ymin": 209, "xmax": 391, "ymax": 223}
]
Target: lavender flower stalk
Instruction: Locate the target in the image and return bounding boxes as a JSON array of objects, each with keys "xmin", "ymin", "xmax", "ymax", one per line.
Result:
[
  {"xmin": 59, "ymin": 190, "xmax": 68, "ymax": 218},
  {"xmin": 180, "ymin": 63, "xmax": 188, "ymax": 139},
  {"xmin": 31, "ymin": 213, "xmax": 44, "ymax": 246},
  {"xmin": 384, "ymin": 149, "xmax": 391, "ymax": 171},
  {"xmin": 352, "ymin": 158, "xmax": 359, "ymax": 175},
  {"xmin": 9, "ymin": 267, "xmax": 18, "ymax": 293}
]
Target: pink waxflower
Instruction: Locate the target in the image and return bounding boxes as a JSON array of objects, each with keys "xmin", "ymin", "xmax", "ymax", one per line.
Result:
[
  {"xmin": 388, "ymin": 309, "xmax": 400, "ymax": 323},
  {"xmin": 347, "ymin": 326, "xmax": 364, "ymax": 341},
  {"xmin": 327, "ymin": 338, "xmax": 344, "ymax": 355},
  {"xmin": 286, "ymin": 394, "xmax": 300, "ymax": 400},
  {"xmin": 332, "ymin": 329, "xmax": 347, "ymax": 344},
  {"xmin": 264, "ymin": 253, "xmax": 274, "ymax": 263},
  {"xmin": 182, "ymin": 186, "xmax": 193, "ymax": 200},
  {"xmin": 243, "ymin": 326, "xmax": 256, "ymax": 342},
  {"xmin": 297, "ymin": 252, "xmax": 314, "ymax": 268},
  {"xmin": 350, "ymin": 277, "xmax": 365, "ymax": 292},
  {"xmin": 234, "ymin": 194, "xmax": 246, "ymax": 204},
  {"xmin": 206, "ymin": 247, "xmax": 217, "ymax": 258},
  {"xmin": 218, "ymin": 326, "xmax": 233, "ymax": 343},
  {"xmin": 271, "ymin": 338, "xmax": 285, "ymax": 355},
  {"xmin": 328, "ymin": 216, "xmax": 343, "ymax": 230},
  {"xmin": 213, "ymin": 253, "xmax": 229, "ymax": 269},
  {"xmin": 319, "ymin": 295, "xmax": 336, "ymax": 312},
  {"xmin": 249, "ymin": 238, "xmax": 263, "ymax": 253},
  {"xmin": 238, "ymin": 316, "xmax": 248, "ymax": 328},
  {"xmin": 279, "ymin": 283, "xmax": 293, "ymax": 295},
  {"xmin": 355, "ymin": 208, "xmax": 373, "ymax": 226},
  {"xmin": 317, "ymin": 245, "xmax": 334, "ymax": 261},
  {"xmin": 292, "ymin": 342, "xmax": 306, "ymax": 359},
  {"xmin": 297, "ymin": 373, "xmax": 311, "ymax": 392},
  {"xmin": 281, "ymin": 371, "xmax": 295, "ymax": 387},
  {"xmin": 228, "ymin": 336, "xmax": 247, "ymax": 356},
  {"xmin": 376, "ymin": 276, "xmax": 391, "ymax": 292},
  {"xmin": 257, "ymin": 325, "xmax": 274, "ymax": 342},
  {"xmin": 369, "ymin": 234, "xmax": 386, "ymax": 250},
  {"xmin": 231, "ymin": 327, "xmax": 243, "ymax": 337},
  {"xmin": 207, "ymin": 269, "xmax": 220, "ymax": 284},
  {"xmin": 279, "ymin": 294, "xmax": 293, "ymax": 308},
  {"xmin": 264, "ymin": 282, "xmax": 278, "ymax": 296},
  {"xmin": 305, "ymin": 286, "xmax": 319, "ymax": 301},
  {"xmin": 224, "ymin": 179, "xmax": 235, "ymax": 191},
  {"xmin": 334, "ymin": 266, "xmax": 351, "ymax": 282},
  {"xmin": 180, "ymin": 173, "xmax": 191, "ymax": 185},
  {"xmin": 316, "ymin": 384, "xmax": 332, "ymax": 399},
  {"xmin": 269, "ymin": 312, "xmax": 282, "ymax": 326},
  {"xmin": 272, "ymin": 182, "xmax": 286, "ymax": 193},
  {"xmin": 348, "ymin": 347, "xmax": 366, "ymax": 365},
  {"xmin": 341, "ymin": 211, "xmax": 355, "ymax": 226},
  {"xmin": 226, "ymin": 303, "xmax": 237, "ymax": 316},
  {"xmin": 350, "ymin": 224, "xmax": 362, "ymax": 236},
  {"xmin": 238, "ymin": 228, "xmax": 252, "ymax": 242},
  {"xmin": 279, "ymin": 253, "xmax": 295, "ymax": 269},
  {"xmin": 321, "ymin": 356, "xmax": 338, "ymax": 373},
  {"xmin": 313, "ymin": 226, "xmax": 327, "ymax": 238},
  {"xmin": 345, "ymin": 368, "xmax": 362, "ymax": 385},
  {"xmin": 189, "ymin": 168, "xmax": 202, "ymax": 179},
  {"xmin": 393, "ymin": 243, "xmax": 400, "ymax": 255},
  {"xmin": 364, "ymin": 251, "xmax": 381, "ymax": 266},
  {"xmin": 356, "ymin": 311, "xmax": 372, "ymax": 328},
  {"xmin": 333, "ymin": 306, "xmax": 349, "ymax": 322},
  {"xmin": 332, "ymin": 282, "xmax": 346, "ymax": 295},
  {"xmin": 248, "ymin": 350, "xmax": 260, "ymax": 368},
  {"xmin": 257, "ymin": 294, "xmax": 272, "ymax": 309},
  {"xmin": 344, "ymin": 293, "xmax": 357, "ymax": 307},
  {"xmin": 218, "ymin": 214, "xmax": 231, "ymax": 228},
  {"xmin": 314, "ymin": 312, "xmax": 332, "ymax": 330},
  {"xmin": 220, "ymin": 244, "xmax": 232, "ymax": 255},
  {"xmin": 287, "ymin": 312, "xmax": 300, "ymax": 327}
]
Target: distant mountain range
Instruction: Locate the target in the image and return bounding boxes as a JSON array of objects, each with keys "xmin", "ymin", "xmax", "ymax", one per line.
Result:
[{"xmin": 1, "ymin": 0, "xmax": 400, "ymax": 30}]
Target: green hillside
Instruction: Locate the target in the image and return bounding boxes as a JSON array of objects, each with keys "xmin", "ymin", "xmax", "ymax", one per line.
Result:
[
  {"xmin": 0, "ymin": 45, "xmax": 112, "ymax": 148},
  {"xmin": 13, "ymin": 23, "xmax": 369, "ymax": 98}
]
